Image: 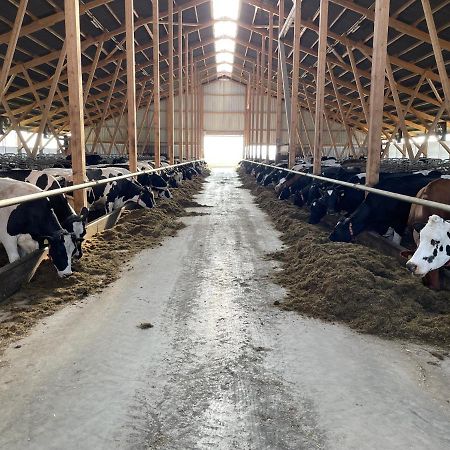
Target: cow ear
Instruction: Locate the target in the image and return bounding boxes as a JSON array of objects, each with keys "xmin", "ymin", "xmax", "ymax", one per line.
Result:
[
  {"xmin": 400, "ymin": 250, "xmax": 413, "ymax": 260},
  {"xmin": 79, "ymin": 207, "xmax": 89, "ymax": 223},
  {"xmin": 413, "ymin": 222, "xmax": 425, "ymax": 233},
  {"xmin": 429, "ymin": 214, "xmax": 442, "ymax": 224}
]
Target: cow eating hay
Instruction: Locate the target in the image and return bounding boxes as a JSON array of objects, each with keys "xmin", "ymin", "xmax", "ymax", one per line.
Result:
[{"xmin": 239, "ymin": 168, "xmax": 450, "ymax": 349}]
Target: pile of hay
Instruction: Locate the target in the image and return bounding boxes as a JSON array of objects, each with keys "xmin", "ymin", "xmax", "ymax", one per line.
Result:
[
  {"xmin": 0, "ymin": 175, "xmax": 207, "ymax": 352},
  {"xmin": 240, "ymin": 170, "xmax": 450, "ymax": 349}
]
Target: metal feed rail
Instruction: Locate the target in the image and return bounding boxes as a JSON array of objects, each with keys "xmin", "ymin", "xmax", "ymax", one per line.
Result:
[
  {"xmin": 0, "ymin": 160, "xmax": 204, "ymax": 209},
  {"xmin": 243, "ymin": 160, "xmax": 450, "ymax": 215}
]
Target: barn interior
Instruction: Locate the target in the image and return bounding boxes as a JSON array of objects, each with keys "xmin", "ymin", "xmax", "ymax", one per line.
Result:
[{"xmin": 0, "ymin": 1, "xmax": 450, "ymax": 448}]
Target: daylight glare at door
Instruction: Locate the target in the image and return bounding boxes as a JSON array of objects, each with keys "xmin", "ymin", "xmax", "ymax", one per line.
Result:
[{"xmin": 204, "ymin": 135, "xmax": 243, "ymax": 167}]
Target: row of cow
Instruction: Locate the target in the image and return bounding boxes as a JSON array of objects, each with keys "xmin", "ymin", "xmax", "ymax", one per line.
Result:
[
  {"xmin": 242, "ymin": 160, "xmax": 450, "ymax": 290},
  {"xmin": 0, "ymin": 161, "xmax": 206, "ymax": 278}
]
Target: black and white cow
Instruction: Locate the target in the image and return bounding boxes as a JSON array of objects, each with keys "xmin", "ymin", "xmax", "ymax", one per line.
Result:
[
  {"xmin": 25, "ymin": 170, "xmax": 88, "ymax": 258},
  {"xmin": 42, "ymin": 168, "xmax": 156, "ymax": 213},
  {"xmin": 261, "ymin": 164, "xmax": 288, "ymax": 187},
  {"xmin": 0, "ymin": 178, "xmax": 75, "ymax": 277},
  {"xmin": 329, "ymin": 174, "xmax": 441, "ymax": 243},
  {"xmin": 309, "ymin": 172, "xmax": 367, "ymax": 225},
  {"xmin": 85, "ymin": 168, "xmax": 156, "ymax": 212},
  {"xmin": 104, "ymin": 166, "xmax": 173, "ymax": 199},
  {"xmin": 406, "ymin": 215, "xmax": 450, "ymax": 277}
]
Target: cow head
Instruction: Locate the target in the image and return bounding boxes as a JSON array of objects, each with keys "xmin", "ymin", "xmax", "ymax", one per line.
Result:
[
  {"xmin": 329, "ymin": 217, "xmax": 353, "ymax": 242},
  {"xmin": 137, "ymin": 186, "xmax": 156, "ymax": 208},
  {"xmin": 278, "ymin": 187, "xmax": 291, "ymax": 201},
  {"xmin": 46, "ymin": 231, "xmax": 76, "ymax": 278},
  {"xmin": 406, "ymin": 215, "xmax": 450, "ymax": 276},
  {"xmin": 309, "ymin": 196, "xmax": 328, "ymax": 224},
  {"xmin": 62, "ymin": 207, "xmax": 89, "ymax": 259},
  {"xmin": 327, "ymin": 187, "xmax": 342, "ymax": 214},
  {"xmin": 306, "ymin": 183, "xmax": 323, "ymax": 206}
]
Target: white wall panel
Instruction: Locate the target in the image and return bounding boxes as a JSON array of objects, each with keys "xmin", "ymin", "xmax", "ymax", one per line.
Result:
[{"xmin": 86, "ymin": 78, "xmax": 362, "ymax": 157}]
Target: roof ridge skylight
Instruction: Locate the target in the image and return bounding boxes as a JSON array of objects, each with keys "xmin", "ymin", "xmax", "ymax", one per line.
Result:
[{"xmin": 212, "ymin": 0, "xmax": 241, "ymax": 75}]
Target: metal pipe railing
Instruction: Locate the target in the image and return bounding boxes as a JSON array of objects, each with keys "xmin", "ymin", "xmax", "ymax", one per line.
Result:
[
  {"xmin": 0, "ymin": 160, "xmax": 204, "ymax": 209},
  {"xmin": 243, "ymin": 159, "xmax": 450, "ymax": 215}
]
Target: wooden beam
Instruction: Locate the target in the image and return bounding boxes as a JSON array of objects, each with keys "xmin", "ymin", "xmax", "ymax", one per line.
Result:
[
  {"xmin": 244, "ymin": 80, "xmax": 249, "ymax": 158},
  {"xmin": 125, "ymin": 0, "xmax": 138, "ymax": 172},
  {"xmin": 0, "ymin": 0, "xmax": 113, "ymax": 45},
  {"xmin": 421, "ymin": 0, "xmax": 450, "ymax": 117},
  {"xmin": 192, "ymin": 68, "xmax": 196, "ymax": 160},
  {"xmin": 199, "ymin": 77, "xmax": 204, "ymax": 159},
  {"xmin": 64, "ymin": 0, "xmax": 87, "ymax": 212},
  {"xmin": 254, "ymin": 54, "xmax": 259, "ymax": 160},
  {"xmin": 366, "ymin": 0, "xmax": 390, "ymax": 187},
  {"xmin": 185, "ymin": 34, "xmax": 190, "ymax": 160},
  {"xmin": 178, "ymin": 11, "xmax": 184, "ymax": 161},
  {"xmin": 167, "ymin": 0, "xmax": 175, "ymax": 164},
  {"xmin": 289, "ymin": 0, "xmax": 302, "ymax": 167},
  {"xmin": 265, "ymin": 13, "xmax": 273, "ymax": 162},
  {"xmin": 258, "ymin": 41, "xmax": 265, "ymax": 161},
  {"xmin": 385, "ymin": 60, "xmax": 414, "ymax": 159},
  {"xmin": 195, "ymin": 66, "xmax": 202, "ymax": 159},
  {"xmin": 313, "ymin": 0, "xmax": 328, "ymax": 175},
  {"xmin": 346, "ymin": 45, "xmax": 369, "ymax": 123},
  {"xmin": 192, "ymin": 57, "xmax": 196, "ymax": 159},
  {"xmin": 0, "ymin": 0, "xmax": 28, "ymax": 103},
  {"xmin": 250, "ymin": 69, "xmax": 255, "ymax": 159},
  {"xmin": 275, "ymin": 0, "xmax": 284, "ymax": 163},
  {"xmin": 32, "ymin": 44, "xmax": 67, "ymax": 156},
  {"xmin": 330, "ymin": 0, "xmax": 450, "ymax": 53},
  {"xmin": 153, "ymin": 0, "xmax": 161, "ymax": 167}
]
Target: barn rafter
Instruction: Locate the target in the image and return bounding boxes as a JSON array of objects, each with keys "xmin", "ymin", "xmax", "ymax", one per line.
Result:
[{"xmin": 0, "ymin": 0, "xmax": 448, "ymax": 169}]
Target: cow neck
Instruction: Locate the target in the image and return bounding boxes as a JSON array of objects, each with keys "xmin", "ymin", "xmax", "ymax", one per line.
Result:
[{"xmin": 7, "ymin": 200, "xmax": 63, "ymax": 240}]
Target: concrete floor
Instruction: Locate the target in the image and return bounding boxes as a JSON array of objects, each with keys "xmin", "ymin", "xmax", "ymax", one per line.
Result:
[{"xmin": 0, "ymin": 168, "xmax": 449, "ymax": 450}]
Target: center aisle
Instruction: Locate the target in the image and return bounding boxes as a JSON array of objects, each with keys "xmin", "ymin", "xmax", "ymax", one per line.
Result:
[{"xmin": 0, "ymin": 168, "xmax": 449, "ymax": 450}]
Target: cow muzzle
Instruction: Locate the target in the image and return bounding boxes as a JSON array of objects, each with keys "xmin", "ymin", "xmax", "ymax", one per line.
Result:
[
  {"xmin": 406, "ymin": 261, "xmax": 418, "ymax": 274},
  {"xmin": 57, "ymin": 267, "xmax": 73, "ymax": 278}
]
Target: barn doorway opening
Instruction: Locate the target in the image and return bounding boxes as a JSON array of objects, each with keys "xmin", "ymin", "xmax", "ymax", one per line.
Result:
[{"xmin": 204, "ymin": 134, "xmax": 244, "ymax": 167}]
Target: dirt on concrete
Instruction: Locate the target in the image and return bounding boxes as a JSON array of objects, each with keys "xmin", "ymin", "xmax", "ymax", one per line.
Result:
[
  {"xmin": 239, "ymin": 170, "xmax": 450, "ymax": 349},
  {"xmin": 0, "ymin": 176, "xmax": 208, "ymax": 353}
]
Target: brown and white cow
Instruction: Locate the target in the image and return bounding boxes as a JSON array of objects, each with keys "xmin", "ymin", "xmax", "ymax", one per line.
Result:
[{"xmin": 405, "ymin": 178, "xmax": 450, "ymax": 289}]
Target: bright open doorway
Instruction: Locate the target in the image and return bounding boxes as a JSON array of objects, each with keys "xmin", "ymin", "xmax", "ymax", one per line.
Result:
[{"xmin": 204, "ymin": 134, "xmax": 243, "ymax": 167}]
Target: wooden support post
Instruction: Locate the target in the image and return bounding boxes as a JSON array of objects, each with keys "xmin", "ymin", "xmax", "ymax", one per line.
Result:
[
  {"xmin": 167, "ymin": 0, "xmax": 175, "ymax": 164},
  {"xmin": 244, "ymin": 80, "xmax": 250, "ymax": 158},
  {"xmin": 192, "ymin": 61, "xmax": 198, "ymax": 159},
  {"xmin": 125, "ymin": 0, "xmax": 137, "ymax": 172},
  {"xmin": 185, "ymin": 34, "xmax": 189, "ymax": 160},
  {"xmin": 199, "ymin": 78, "xmax": 204, "ymax": 159},
  {"xmin": 153, "ymin": 0, "xmax": 161, "ymax": 167},
  {"xmin": 289, "ymin": 0, "xmax": 302, "ymax": 168},
  {"xmin": 313, "ymin": 0, "xmax": 328, "ymax": 175},
  {"xmin": 64, "ymin": 0, "xmax": 87, "ymax": 212},
  {"xmin": 265, "ymin": 13, "xmax": 273, "ymax": 162},
  {"xmin": 250, "ymin": 71, "xmax": 255, "ymax": 159},
  {"xmin": 259, "ymin": 37, "xmax": 265, "ymax": 161},
  {"xmin": 178, "ymin": 12, "xmax": 183, "ymax": 161},
  {"xmin": 366, "ymin": 0, "xmax": 390, "ymax": 187},
  {"xmin": 275, "ymin": 0, "xmax": 284, "ymax": 163},
  {"xmin": 196, "ymin": 69, "xmax": 200, "ymax": 160},
  {"xmin": 192, "ymin": 61, "xmax": 196, "ymax": 160},
  {"xmin": 255, "ymin": 52, "xmax": 261, "ymax": 161},
  {"xmin": 190, "ymin": 50, "xmax": 195, "ymax": 160}
]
